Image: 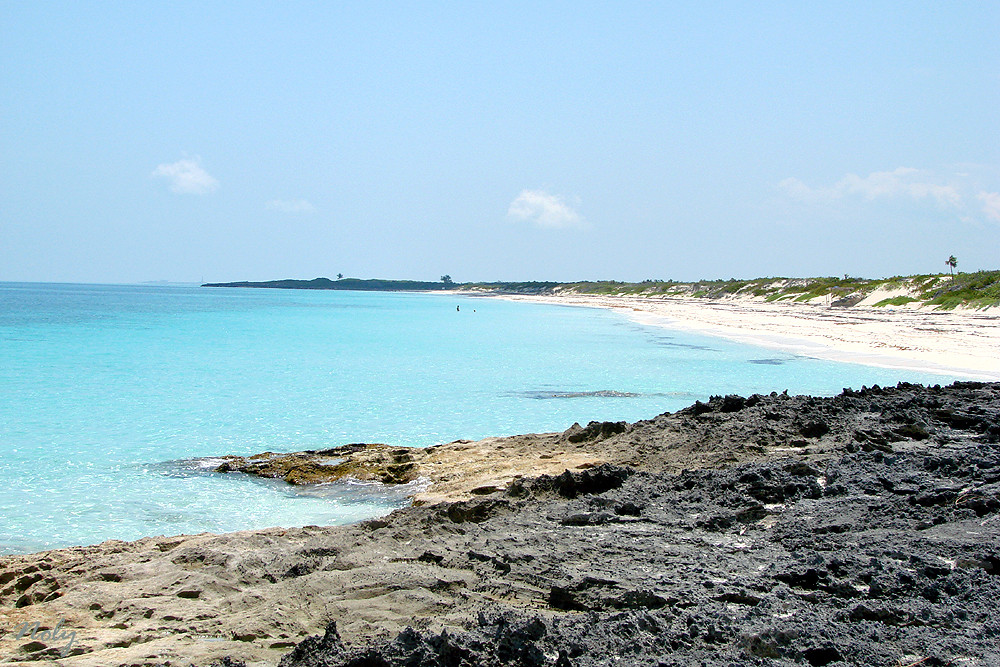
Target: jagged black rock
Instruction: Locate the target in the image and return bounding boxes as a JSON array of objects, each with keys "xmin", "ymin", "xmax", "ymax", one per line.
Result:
[{"xmin": 257, "ymin": 383, "xmax": 999, "ymax": 667}]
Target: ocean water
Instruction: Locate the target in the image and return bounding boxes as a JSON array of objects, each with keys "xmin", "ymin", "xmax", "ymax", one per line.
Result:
[{"xmin": 0, "ymin": 283, "xmax": 961, "ymax": 554}]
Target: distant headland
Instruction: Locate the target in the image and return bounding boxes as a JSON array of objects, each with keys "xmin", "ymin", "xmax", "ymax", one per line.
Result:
[
  {"xmin": 204, "ymin": 270, "xmax": 1000, "ymax": 310},
  {"xmin": 202, "ymin": 277, "xmax": 455, "ymax": 291}
]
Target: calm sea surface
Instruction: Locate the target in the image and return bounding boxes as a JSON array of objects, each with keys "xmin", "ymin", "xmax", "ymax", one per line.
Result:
[{"xmin": 0, "ymin": 283, "xmax": 960, "ymax": 553}]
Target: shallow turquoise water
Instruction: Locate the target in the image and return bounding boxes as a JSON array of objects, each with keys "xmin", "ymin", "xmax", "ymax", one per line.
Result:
[{"xmin": 0, "ymin": 283, "xmax": 960, "ymax": 553}]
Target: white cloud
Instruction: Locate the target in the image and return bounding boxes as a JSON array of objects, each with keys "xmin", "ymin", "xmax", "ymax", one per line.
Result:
[
  {"xmin": 266, "ymin": 198, "xmax": 316, "ymax": 213},
  {"xmin": 837, "ymin": 168, "xmax": 961, "ymax": 207},
  {"xmin": 151, "ymin": 157, "xmax": 219, "ymax": 195},
  {"xmin": 776, "ymin": 177, "xmax": 823, "ymax": 202},
  {"xmin": 979, "ymin": 191, "xmax": 1000, "ymax": 223},
  {"xmin": 507, "ymin": 189, "xmax": 583, "ymax": 229},
  {"xmin": 774, "ymin": 166, "xmax": 1000, "ymax": 229},
  {"xmin": 779, "ymin": 167, "xmax": 962, "ymax": 208}
]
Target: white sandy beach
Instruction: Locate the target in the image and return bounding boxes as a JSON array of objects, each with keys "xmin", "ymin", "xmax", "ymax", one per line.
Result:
[{"xmin": 493, "ymin": 293, "xmax": 1000, "ymax": 381}]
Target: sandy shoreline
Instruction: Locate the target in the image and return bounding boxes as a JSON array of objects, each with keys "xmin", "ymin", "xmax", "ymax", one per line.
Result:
[{"xmin": 485, "ymin": 293, "xmax": 1000, "ymax": 380}]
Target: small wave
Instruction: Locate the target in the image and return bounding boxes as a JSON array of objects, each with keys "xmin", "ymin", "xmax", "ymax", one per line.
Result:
[
  {"xmin": 294, "ymin": 476, "xmax": 431, "ymax": 503},
  {"xmin": 150, "ymin": 457, "xmax": 232, "ymax": 476},
  {"xmin": 183, "ymin": 457, "xmax": 231, "ymax": 470}
]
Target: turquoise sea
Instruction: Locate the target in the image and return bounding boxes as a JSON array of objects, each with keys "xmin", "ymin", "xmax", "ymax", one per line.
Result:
[{"xmin": 0, "ymin": 283, "xmax": 962, "ymax": 554}]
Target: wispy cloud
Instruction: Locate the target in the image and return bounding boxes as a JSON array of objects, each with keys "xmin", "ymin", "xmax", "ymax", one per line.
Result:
[
  {"xmin": 507, "ymin": 189, "xmax": 583, "ymax": 229},
  {"xmin": 839, "ymin": 168, "xmax": 961, "ymax": 206},
  {"xmin": 151, "ymin": 157, "xmax": 219, "ymax": 195},
  {"xmin": 779, "ymin": 167, "xmax": 961, "ymax": 207},
  {"xmin": 778, "ymin": 166, "xmax": 1000, "ymax": 224},
  {"xmin": 978, "ymin": 191, "xmax": 1000, "ymax": 223},
  {"xmin": 266, "ymin": 198, "xmax": 316, "ymax": 213}
]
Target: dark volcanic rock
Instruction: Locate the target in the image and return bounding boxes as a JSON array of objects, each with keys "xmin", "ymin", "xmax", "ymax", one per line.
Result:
[{"xmin": 278, "ymin": 382, "xmax": 1000, "ymax": 667}]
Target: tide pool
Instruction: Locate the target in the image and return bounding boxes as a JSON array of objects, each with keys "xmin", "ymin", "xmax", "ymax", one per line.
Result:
[{"xmin": 0, "ymin": 283, "xmax": 960, "ymax": 553}]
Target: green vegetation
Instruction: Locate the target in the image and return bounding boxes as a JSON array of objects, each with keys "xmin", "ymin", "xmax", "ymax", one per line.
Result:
[
  {"xmin": 460, "ymin": 281, "xmax": 564, "ymax": 294},
  {"xmin": 920, "ymin": 270, "xmax": 1000, "ymax": 309},
  {"xmin": 557, "ymin": 271, "xmax": 1000, "ymax": 310},
  {"xmin": 559, "ymin": 280, "xmax": 674, "ymax": 295},
  {"xmin": 872, "ymin": 296, "xmax": 920, "ymax": 307}
]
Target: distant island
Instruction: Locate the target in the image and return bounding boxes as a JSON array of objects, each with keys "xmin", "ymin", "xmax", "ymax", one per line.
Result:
[{"xmin": 205, "ymin": 270, "xmax": 1000, "ymax": 310}]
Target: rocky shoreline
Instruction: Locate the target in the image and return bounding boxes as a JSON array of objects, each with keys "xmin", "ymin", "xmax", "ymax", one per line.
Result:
[{"xmin": 1, "ymin": 382, "xmax": 998, "ymax": 666}]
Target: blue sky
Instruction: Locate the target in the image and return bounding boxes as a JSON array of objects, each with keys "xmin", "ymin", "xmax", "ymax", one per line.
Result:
[{"xmin": 2, "ymin": 2, "xmax": 997, "ymax": 284}]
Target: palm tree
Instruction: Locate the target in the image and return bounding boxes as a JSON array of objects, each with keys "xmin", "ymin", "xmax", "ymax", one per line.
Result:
[
  {"xmin": 946, "ymin": 256, "xmax": 957, "ymax": 276},
  {"xmin": 337, "ymin": 273, "xmax": 343, "ymax": 280}
]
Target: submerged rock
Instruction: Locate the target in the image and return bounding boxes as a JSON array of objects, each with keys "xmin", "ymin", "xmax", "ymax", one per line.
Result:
[{"xmin": 214, "ymin": 443, "xmax": 422, "ymax": 486}]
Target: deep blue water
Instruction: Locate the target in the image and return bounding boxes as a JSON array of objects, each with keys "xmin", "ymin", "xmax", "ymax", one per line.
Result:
[{"xmin": 0, "ymin": 283, "xmax": 959, "ymax": 553}]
